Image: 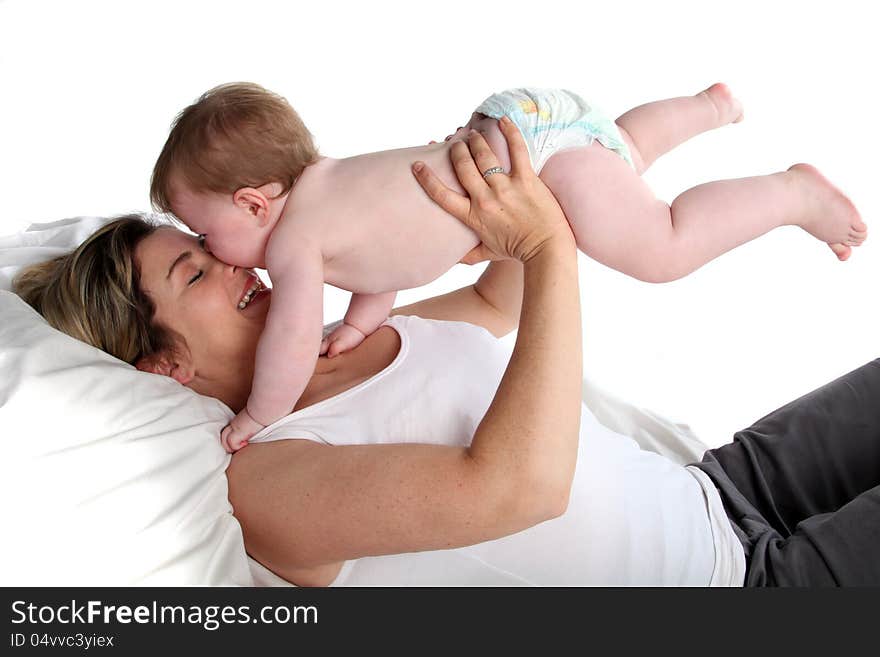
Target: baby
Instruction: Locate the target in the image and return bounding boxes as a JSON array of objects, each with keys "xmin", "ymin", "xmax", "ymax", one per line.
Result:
[{"xmin": 150, "ymin": 83, "xmax": 866, "ymax": 452}]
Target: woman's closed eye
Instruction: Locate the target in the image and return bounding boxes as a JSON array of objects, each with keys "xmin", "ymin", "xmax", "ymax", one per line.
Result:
[{"xmin": 187, "ymin": 237, "xmax": 207, "ymax": 284}]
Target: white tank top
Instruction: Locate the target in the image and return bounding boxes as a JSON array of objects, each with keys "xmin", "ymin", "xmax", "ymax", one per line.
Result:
[{"xmin": 252, "ymin": 315, "xmax": 736, "ymax": 586}]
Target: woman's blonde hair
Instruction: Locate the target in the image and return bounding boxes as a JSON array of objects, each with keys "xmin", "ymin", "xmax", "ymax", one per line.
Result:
[
  {"xmin": 13, "ymin": 215, "xmax": 175, "ymax": 364},
  {"xmin": 150, "ymin": 82, "xmax": 319, "ymax": 212}
]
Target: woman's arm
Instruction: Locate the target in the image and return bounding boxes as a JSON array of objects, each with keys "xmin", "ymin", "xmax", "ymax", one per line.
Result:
[
  {"xmin": 228, "ymin": 119, "xmax": 581, "ymax": 584},
  {"xmin": 391, "ymin": 259, "xmax": 523, "ymax": 337}
]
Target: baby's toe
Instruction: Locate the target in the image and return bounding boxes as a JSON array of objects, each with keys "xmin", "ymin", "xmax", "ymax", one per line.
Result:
[
  {"xmin": 829, "ymin": 243, "xmax": 852, "ymax": 260},
  {"xmin": 847, "ymin": 229, "xmax": 867, "ymax": 243}
]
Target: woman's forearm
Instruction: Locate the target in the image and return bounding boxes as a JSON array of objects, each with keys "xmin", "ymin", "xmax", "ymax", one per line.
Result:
[
  {"xmin": 390, "ymin": 259, "xmax": 523, "ymax": 337},
  {"xmin": 473, "ymin": 259, "xmax": 524, "ymax": 332},
  {"xmin": 467, "ymin": 237, "xmax": 582, "ymax": 521},
  {"xmin": 410, "ymin": 122, "xmax": 584, "ymax": 526}
]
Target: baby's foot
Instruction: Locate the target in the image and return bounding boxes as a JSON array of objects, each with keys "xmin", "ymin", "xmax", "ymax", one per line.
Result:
[
  {"xmin": 787, "ymin": 163, "xmax": 867, "ymax": 261},
  {"xmin": 699, "ymin": 82, "xmax": 744, "ymax": 125}
]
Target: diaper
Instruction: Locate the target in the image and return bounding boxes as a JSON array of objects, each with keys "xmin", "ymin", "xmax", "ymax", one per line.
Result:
[{"xmin": 474, "ymin": 88, "xmax": 635, "ymax": 173}]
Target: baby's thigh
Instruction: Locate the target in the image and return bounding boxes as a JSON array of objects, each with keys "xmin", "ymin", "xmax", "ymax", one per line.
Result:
[{"xmin": 539, "ymin": 143, "xmax": 664, "ymax": 252}]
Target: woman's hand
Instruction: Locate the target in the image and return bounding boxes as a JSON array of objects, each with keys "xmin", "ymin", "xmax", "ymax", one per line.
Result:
[{"xmin": 412, "ymin": 115, "xmax": 573, "ymax": 263}]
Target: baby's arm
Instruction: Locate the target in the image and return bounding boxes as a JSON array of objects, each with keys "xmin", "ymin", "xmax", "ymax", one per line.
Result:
[
  {"xmin": 321, "ymin": 291, "xmax": 397, "ymax": 358},
  {"xmin": 221, "ymin": 247, "xmax": 325, "ymax": 452}
]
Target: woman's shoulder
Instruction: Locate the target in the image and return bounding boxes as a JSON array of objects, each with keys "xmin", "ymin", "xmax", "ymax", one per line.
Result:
[
  {"xmin": 385, "ymin": 313, "xmax": 513, "ymax": 380},
  {"xmin": 385, "ymin": 312, "xmax": 500, "ymax": 340}
]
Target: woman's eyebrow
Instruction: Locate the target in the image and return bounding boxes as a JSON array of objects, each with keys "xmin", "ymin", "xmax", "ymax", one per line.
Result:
[{"xmin": 167, "ymin": 251, "xmax": 193, "ymax": 280}]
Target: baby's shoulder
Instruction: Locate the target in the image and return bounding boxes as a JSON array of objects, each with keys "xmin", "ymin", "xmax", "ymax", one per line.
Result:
[
  {"xmin": 272, "ymin": 204, "xmax": 327, "ymax": 244},
  {"xmin": 265, "ymin": 219, "xmax": 326, "ymax": 273}
]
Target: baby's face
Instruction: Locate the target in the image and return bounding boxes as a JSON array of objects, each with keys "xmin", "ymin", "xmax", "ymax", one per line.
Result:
[{"xmin": 169, "ymin": 183, "xmax": 268, "ymax": 269}]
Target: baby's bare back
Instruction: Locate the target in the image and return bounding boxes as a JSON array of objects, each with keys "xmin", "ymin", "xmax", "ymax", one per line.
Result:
[{"xmin": 282, "ymin": 117, "xmax": 511, "ymax": 293}]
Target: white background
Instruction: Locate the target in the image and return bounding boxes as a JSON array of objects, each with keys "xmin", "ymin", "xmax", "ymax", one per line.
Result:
[{"xmin": 1, "ymin": 0, "xmax": 877, "ymax": 446}]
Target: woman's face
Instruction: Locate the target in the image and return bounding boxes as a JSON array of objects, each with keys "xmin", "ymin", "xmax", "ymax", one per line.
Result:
[{"xmin": 135, "ymin": 226, "xmax": 271, "ymax": 404}]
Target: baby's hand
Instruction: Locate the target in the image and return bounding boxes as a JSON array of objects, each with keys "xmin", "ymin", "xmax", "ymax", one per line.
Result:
[
  {"xmin": 428, "ymin": 125, "xmax": 466, "ymax": 145},
  {"xmin": 220, "ymin": 408, "xmax": 266, "ymax": 453},
  {"xmin": 320, "ymin": 323, "xmax": 367, "ymax": 358}
]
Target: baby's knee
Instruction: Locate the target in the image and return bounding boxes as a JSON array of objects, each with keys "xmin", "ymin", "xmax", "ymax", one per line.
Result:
[
  {"xmin": 628, "ymin": 263, "xmax": 687, "ymax": 284},
  {"xmin": 599, "ymin": 248, "xmax": 688, "ymax": 284},
  {"xmin": 573, "ymin": 222, "xmax": 691, "ymax": 283}
]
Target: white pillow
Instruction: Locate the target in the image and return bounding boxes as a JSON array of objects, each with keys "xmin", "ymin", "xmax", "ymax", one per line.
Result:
[
  {"xmin": 0, "ymin": 217, "xmax": 253, "ymax": 585},
  {"xmin": 0, "ymin": 216, "xmax": 125, "ymax": 292}
]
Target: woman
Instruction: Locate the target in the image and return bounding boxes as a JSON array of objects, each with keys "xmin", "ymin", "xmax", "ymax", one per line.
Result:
[{"xmin": 15, "ymin": 124, "xmax": 879, "ymax": 586}]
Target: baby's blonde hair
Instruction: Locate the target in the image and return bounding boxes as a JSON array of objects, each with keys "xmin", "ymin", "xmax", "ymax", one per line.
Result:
[
  {"xmin": 13, "ymin": 215, "xmax": 175, "ymax": 364},
  {"xmin": 150, "ymin": 82, "xmax": 319, "ymax": 212}
]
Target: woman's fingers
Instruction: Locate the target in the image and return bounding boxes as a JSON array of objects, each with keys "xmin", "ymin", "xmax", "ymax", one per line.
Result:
[
  {"xmin": 459, "ymin": 243, "xmax": 504, "ymax": 265},
  {"xmin": 497, "ymin": 115, "xmax": 531, "ymax": 177},
  {"xmin": 416, "ymin": 116, "xmax": 570, "ymax": 262},
  {"xmin": 412, "ymin": 161, "xmax": 471, "ymax": 220},
  {"xmin": 465, "ymin": 130, "xmax": 508, "ymax": 189},
  {"xmin": 448, "ymin": 140, "xmax": 487, "ymax": 196}
]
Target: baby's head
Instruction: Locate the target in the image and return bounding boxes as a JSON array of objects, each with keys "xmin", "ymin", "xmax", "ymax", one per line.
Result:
[{"xmin": 150, "ymin": 82, "xmax": 318, "ymax": 267}]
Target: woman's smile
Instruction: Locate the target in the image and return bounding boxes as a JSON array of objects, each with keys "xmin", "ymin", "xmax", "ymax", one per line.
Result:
[{"xmin": 237, "ymin": 273, "xmax": 266, "ymax": 310}]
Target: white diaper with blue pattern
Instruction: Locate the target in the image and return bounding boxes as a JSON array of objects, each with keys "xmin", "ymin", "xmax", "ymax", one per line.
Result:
[{"xmin": 475, "ymin": 87, "xmax": 635, "ymax": 173}]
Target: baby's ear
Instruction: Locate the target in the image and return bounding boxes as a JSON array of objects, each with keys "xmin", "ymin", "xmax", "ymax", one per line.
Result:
[
  {"xmin": 233, "ymin": 187, "xmax": 271, "ymax": 223},
  {"xmin": 136, "ymin": 350, "xmax": 194, "ymax": 385},
  {"xmin": 258, "ymin": 181, "xmax": 284, "ymax": 199}
]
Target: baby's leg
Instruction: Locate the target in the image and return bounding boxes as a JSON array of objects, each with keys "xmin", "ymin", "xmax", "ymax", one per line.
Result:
[
  {"xmin": 616, "ymin": 83, "xmax": 743, "ymax": 174},
  {"xmin": 539, "ymin": 145, "xmax": 867, "ymax": 282}
]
